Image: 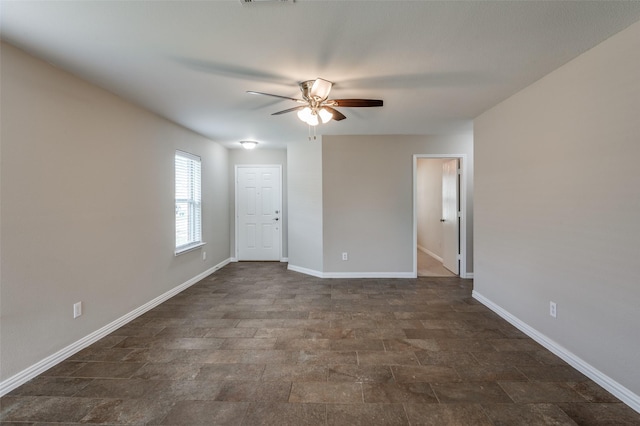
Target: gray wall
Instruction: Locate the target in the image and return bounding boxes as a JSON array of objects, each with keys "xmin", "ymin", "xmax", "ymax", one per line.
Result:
[
  {"xmin": 228, "ymin": 148, "xmax": 288, "ymax": 259},
  {"xmin": 286, "ymin": 141, "xmax": 323, "ymax": 274},
  {"xmin": 417, "ymin": 159, "xmax": 445, "ymax": 259},
  {"xmin": 0, "ymin": 43, "xmax": 230, "ymax": 382},
  {"xmin": 474, "ymin": 20, "xmax": 640, "ymax": 396},
  {"xmin": 322, "ymin": 135, "xmax": 473, "ymax": 275}
]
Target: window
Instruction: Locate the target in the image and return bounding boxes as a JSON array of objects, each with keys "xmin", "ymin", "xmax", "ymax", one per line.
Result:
[{"xmin": 175, "ymin": 150, "xmax": 202, "ymax": 254}]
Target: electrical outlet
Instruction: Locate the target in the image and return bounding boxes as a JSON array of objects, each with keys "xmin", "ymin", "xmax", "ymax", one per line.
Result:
[
  {"xmin": 549, "ymin": 301, "xmax": 557, "ymax": 318},
  {"xmin": 73, "ymin": 302, "xmax": 82, "ymax": 319},
  {"xmin": 202, "ymin": 251, "xmax": 207, "ymax": 261},
  {"xmin": 342, "ymin": 252, "xmax": 348, "ymax": 261}
]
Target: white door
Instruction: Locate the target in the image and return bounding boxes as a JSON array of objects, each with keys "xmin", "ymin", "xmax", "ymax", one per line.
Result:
[
  {"xmin": 442, "ymin": 159, "xmax": 459, "ymax": 274},
  {"xmin": 237, "ymin": 166, "xmax": 282, "ymax": 261}
]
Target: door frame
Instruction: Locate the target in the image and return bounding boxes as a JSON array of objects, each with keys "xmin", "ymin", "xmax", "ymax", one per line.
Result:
[
  {"xmin": 234, "ymin": 164, "xmax": 283, "ymax": 261},
  {"xmin": 412, "ymin": 154, "xmax": 468, "ymax": 278}
]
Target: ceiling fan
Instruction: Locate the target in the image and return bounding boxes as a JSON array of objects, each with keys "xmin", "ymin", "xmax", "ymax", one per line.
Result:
[{"xmin": 247, "ymin": 78, "xmax": 383, "ymax": 126}]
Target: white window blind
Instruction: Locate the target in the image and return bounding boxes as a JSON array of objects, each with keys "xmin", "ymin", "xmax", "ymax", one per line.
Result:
[{"xmin": 175, "ymin": 150, "xmax": 202, "ymax": 253}]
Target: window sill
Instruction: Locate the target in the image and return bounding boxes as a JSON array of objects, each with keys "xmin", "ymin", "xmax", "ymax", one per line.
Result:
[{"xmin": 175, "ymin": 242, "xmax": 206, "ymax": 256}]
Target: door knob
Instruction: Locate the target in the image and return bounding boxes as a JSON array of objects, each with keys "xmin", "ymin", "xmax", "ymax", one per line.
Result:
[
  {"xmin": 274, "ymin": 217, "xmax": 279, "ymax": 221},
  {"xmin": 440, "ymin": 219, "xmax": 445, "ymax": 222}
]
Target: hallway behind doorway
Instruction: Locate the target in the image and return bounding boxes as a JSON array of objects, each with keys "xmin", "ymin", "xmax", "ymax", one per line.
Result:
[{"xmin": 417, "ymin": 249, "xmax": 455, "ymax": 277}]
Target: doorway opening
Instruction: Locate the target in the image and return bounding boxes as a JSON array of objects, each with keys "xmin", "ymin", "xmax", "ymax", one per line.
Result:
[{"xmin": 413, "ymin": 155, "xmax": 467, "ymax": 278}]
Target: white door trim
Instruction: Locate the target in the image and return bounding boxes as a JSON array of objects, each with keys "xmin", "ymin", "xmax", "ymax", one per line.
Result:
[
  {"xmin": 413, "ymin": 154, "xmax": 468, "ymax": 278},
  {"xmin": 235, "ymin": 164, "xmax": 283, "ymax": 261},
  {"xmin": 441, "ymin": 158, "xmax": 460, "ymax": 274}
]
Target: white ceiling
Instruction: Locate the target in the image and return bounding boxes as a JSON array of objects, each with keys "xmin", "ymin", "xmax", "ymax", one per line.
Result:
[{"xmin": 2, "ymin": 1, "xmax": 640, "ymax": 149}]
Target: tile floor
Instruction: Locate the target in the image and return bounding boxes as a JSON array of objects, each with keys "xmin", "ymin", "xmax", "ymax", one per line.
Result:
[{"xmin": 2, "ymin": 262, "xmax": 639, "ymax": 425}]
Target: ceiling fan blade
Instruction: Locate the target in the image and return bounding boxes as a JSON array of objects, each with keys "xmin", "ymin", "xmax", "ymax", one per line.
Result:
[
  {"xmin": 174, "ymin": 57, "xmax": 291, "ymax": 85},
  {"xmin": 310, "ymin": 78, "xmax": 333, "ymax": 100},
  {"xmin": 324, "ymin": 107, "xmax": 346, "ymax": 121},
  {"xmin": 247, "ymin": 91, "xmax": 305, "ymax": 103},
  {"xmin": 271, "ymin": 106, "xmax": 306, "ymax": 116},
  {"xmin": 332, "ymin": 99, "xmax": 383, "ymax": 107}
]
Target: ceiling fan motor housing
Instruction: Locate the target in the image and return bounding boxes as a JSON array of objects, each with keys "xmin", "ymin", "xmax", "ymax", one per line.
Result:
[{"xmin": 299, "ymin": 80, "xmax": 313, "ymax": 101}]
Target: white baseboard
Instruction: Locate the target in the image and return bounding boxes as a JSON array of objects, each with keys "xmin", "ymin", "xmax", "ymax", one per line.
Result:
[
  {"xmin": 287, "ymin": 264, "xmax": 414, "ymax": 279},
  {"xmin": 322, "ymin": 271, "xmax": 415, "ymax": 279},
  {"xmin": 463, "ymin": 272, "xmax": 474, "ymax": 279},
  {"xmin": 0, "ymin": 258, "xmax": 231, "ymax": 397},
  {"xmin": 232, "ymin": 257, "xmax": 288, "ymax": 263},
  {"xmin": 417, "ymin": 245, "xmax": 443, "ymax": 263},
  {"xmin": 287, "ymin": 264, "xmax": 324, "ymax": 278},
  {"xmin": 472, "ymin": 290, "xmax": 640, "ymax": 414}
]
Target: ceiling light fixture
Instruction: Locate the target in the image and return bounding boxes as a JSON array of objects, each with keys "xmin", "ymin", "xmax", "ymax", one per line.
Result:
[{"xmin": 240, "ymin": 140, "xmax": 258, "ymax": 150}]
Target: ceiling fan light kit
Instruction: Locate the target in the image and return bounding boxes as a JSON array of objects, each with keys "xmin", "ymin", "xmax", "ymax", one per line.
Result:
[
  {"xmin": 247, "ymin": 77, "xmax": 383, "ymax": 133},
  {"xmin": 296, "ymin": 106, "xmax": 333, "ymax": 126}
]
